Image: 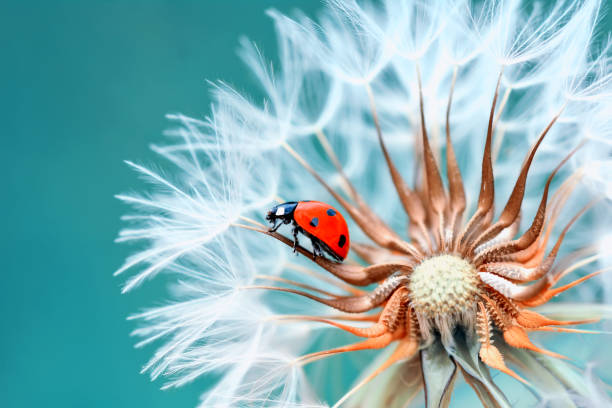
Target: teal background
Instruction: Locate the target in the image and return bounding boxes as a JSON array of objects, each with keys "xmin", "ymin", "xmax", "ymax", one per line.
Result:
[
  {"xmin": 1, "ymin": 1, "xmax": 320, "ymax": 407},
  {"xmin": 4, "ymin": 2, "xmax": 612, "ymax": 407}
]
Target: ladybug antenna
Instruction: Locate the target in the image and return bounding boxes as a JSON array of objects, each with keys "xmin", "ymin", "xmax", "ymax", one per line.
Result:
[{"xmin": 265, "ymin": 210, "xmax": 274, "ymax": 222}]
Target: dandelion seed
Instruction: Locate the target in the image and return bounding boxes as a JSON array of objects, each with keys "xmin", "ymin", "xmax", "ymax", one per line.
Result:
[{"xmin": 118, "ymin": 0, "xmax": 612, "ymax": 406}]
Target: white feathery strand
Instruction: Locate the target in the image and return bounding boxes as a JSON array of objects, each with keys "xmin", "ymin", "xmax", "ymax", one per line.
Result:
[
  {"xmin": 124, "ymin": 160, "xmax": 203, "ymax": 208},
  {"xmin": 121, "ymin": 234, "xmax": 222, "ymax": 292},
  {"xmin": 116, "ymin": 0, "xmax": 611, "ymax": 404},
  {"xmin": 115, "ymin": 194, "xmax": 209, "ymax": 222}
]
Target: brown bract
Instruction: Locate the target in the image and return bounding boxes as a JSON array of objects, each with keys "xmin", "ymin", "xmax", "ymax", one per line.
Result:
[{"xmin": 238, "ymin": 66, "xmax": 601, "ymax": 407}]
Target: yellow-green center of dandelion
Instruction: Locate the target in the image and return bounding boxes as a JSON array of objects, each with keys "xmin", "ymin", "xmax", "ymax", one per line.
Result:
[{"xmin": 408, "ymin": 254, "xmax": 480, "ymax": 318}]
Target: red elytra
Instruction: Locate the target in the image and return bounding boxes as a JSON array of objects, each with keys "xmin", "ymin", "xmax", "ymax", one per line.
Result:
[{"xmin": 293, "ymin": 201, "xmax": 350, "ymax": 260}]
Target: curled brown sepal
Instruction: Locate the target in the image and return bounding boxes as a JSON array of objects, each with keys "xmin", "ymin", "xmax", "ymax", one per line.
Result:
[
  {"xmin": 251, "ymin": 275, "xmax": 409, "ymax": 314},
  {"xmin": 445, "ymin": 67, "xmax": 466, "ymax": 242},
  {"xmin": 365, "ymin": 84, "xmax": 430, "ymax": 247},
  {"xmin": 457, "ymin": 70, "xmax": 503, "ymax": 252},
  {"xmin": 416, "ymin": 66, "xmax": 447, "ymax": 245},
  {"xmin": 469, "ymin": 112, "xmax": 568, "ymax": 253},
  {"xmin": 244, "ymin": 226, "xmax": 412, "ymax": 286},
  {"xmin": 471, "ymin": 140, "xmax": 582, "ymax": 260}
]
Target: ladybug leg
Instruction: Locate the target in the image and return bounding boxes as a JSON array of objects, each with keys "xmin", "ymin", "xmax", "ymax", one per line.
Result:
[
  {"xmin": 292, "ymin": 224, "xmax": 300, "ymax": 254},
  {"xmin": 269, "ymin": 219, "xmax": 282, "ymax": 232},
  {"xmin": 311, "ymin": 238, "xmax": 323, "ymax": 260}
]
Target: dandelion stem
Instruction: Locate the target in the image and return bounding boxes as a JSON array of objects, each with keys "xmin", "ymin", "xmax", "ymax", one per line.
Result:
[
  {"xmin": 239, "ymin": 216, "xmax": 266, "ymax": 229},
  {"xmin": 492, "ymin": 86, "xmax": 512, "ymax": 134},
  {"xmin": 490, "ymin": 85, "xmax": 512, "ymax": 164},
  {"xmin": 284, "ymin": 262, "xmax": 366, "ymax": 295},
  {"xmin": 230, "ymin": 223, "xmax": 264, "ymax": 233},
  {"xmin": 315, "ymin": 129, "xmax": 358, "ymax": 201},
  {"xmin": 254, "ymin": 275, "xmax": 342, "ymax": 297},
  {"xmin": 492, "ymin": 126, "xmax": 506, "ymax": 165}
]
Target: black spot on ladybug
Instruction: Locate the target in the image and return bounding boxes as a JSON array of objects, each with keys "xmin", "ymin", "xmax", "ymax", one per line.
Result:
[
  {"xmin": 326, "ymin": 208, "xmax": 337, "ymax": 216},
  {"xmin": 338, "ymin": 234, "xmax": 346, "ymax": 248},
  {"xmin": 310, "ymin": 217, "xmax": 319, "ymax": 227}
]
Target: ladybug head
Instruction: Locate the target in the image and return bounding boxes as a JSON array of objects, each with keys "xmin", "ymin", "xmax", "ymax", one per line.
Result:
[
  {"xmin": 266, "ymin": 202, "xmax": 298, "ymax": 223},
  {"xmin": 265, "ymin": 208, "xmax": 276, "ymax": 223}
]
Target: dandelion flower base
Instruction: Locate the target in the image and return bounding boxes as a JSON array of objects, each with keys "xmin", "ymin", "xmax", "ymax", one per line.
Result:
[{"xmin": 409, "ymin": 255, "xmax": 479, "ymax": 318}]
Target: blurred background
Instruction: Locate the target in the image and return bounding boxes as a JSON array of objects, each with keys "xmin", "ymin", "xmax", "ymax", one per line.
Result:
[{"xmin": 1, "ymin": 1, "xmax": 320, "ymax": 406}]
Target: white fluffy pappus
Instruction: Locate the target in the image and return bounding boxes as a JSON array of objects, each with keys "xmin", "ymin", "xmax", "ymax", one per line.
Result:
[{"xmin": 117, "ymin": 0, "xmax": 612, "ymax": 406}]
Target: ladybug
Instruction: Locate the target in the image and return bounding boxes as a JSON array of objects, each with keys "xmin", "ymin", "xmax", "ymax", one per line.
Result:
[{"xmin": 266, "ymin": 201, "xmax": 350, "ymax": 262}]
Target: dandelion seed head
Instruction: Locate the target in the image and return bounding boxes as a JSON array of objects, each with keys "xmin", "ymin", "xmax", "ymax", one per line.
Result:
[{"xmin": 117, "ymin": 0, "xmax": 612, "ymax": 406}]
